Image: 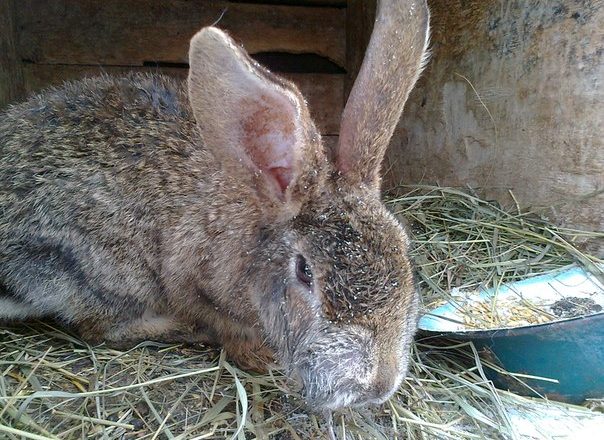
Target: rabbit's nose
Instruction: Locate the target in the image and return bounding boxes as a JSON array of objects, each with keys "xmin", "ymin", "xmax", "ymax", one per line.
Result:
[{"xmin": 362, "ymin": 357, "xmax": 402, "ymax": 405}]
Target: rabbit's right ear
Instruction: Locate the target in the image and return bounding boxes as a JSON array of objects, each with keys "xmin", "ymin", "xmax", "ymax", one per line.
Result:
[{"xmin": 188, "ymin": 27, "xmax": 318, "ymax": 211}]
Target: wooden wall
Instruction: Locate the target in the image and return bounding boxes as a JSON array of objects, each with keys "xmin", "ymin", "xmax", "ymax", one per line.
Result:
[
  {"xmin": 0, "ymin": 0, "xmax": 355, "ymax": 147},
  {"xmin": 2, "ymin": 0, "xmax": 601, "ymax": 241},
  {"xmin": 0, "ymin": 0, "xmax": 23, "ymax": 109}
]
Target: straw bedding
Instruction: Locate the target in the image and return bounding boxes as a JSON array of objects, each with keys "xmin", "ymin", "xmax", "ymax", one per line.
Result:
[{"xmin": 1, "ymin": 185, "xmax": 602, "ymax": 439}]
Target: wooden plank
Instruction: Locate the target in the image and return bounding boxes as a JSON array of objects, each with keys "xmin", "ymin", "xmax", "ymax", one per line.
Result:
[
  {"xmin": 236, "ymin": 1, "xmax": 347, "ymax": 6},
  {"xmin": 16, "ymin": 0, "xmax": 346, "ymax": 68},
  {"xmin": 21, "ymin": 64, "xmax": 344, "ymax": 135},
  {"xmin": 0, "ymin": 0, "xmax": 24, "ymax": 109},
  {"xmin": 345, "ymin": 0, "xmax": 376, "ymax": 99}
]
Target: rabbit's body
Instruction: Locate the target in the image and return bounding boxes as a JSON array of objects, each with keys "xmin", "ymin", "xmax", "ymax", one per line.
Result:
[
  {"xmin": 0, "ymin": 74, "xmax": 277, "ymax": 363},
  {"xmin": 0, "ymin": 0, "xmax": 430, "ymax": 411}
]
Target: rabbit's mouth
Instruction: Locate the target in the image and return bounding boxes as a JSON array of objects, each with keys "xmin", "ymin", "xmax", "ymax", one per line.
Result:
[{"xmin": 289, "ymin": 343, "xmax": 405, "ymax": 412}]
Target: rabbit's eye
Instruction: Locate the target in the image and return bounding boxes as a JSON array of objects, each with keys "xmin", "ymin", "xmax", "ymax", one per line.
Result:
[{"xmin": 296, "ymin": 254, "xmax": 313, "ymax": 287}]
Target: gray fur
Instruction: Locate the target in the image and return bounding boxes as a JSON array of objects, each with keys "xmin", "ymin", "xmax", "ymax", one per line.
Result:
[{"xmin": 0, "ymin": 0, "xmax": 429, "ymax": 411}]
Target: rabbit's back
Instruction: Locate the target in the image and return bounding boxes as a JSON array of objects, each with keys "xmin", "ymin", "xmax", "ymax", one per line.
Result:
[
  {"xmin": 0, "ymin": 74, "xmax": 204, "ymax": 204},
  {"xmin": 0, "ymin": 74, "xmax": 216, "ymax": 326}
]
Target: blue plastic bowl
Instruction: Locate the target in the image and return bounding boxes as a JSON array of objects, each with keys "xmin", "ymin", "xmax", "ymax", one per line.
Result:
[{"xmin": 418, "ymin": 266, "xmax": 604, "ymax": 404}]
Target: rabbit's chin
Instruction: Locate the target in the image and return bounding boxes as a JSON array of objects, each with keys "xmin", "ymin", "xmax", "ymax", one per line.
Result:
[{"xmin": 293, "ymin": 367, "xmax": 405, "ymax": 412}]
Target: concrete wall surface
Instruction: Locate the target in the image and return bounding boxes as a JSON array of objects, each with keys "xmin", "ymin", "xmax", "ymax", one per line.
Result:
[{"xmin": 387, "ymin": 0, "xmax": 603, "ymax": 246}]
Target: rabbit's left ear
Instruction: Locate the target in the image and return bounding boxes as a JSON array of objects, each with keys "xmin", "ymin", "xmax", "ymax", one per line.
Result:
[
  {"xmin": 188, "ymin": 27, "xmax": 319, "ymax": 205},
  {"xmin": 335, "ymin": 0, "xmax": 430, "ymax": 190}
]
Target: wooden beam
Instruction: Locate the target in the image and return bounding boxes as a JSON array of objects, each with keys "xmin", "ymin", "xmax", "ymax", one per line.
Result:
[
  {"xmin": 21, "ymin": 64, "xmax": 344, "ymax": 135},
  {"xmin": 16, "ymin": 0, "xmax": 346, "ymax": 68},
  {"xmin": 0, "ymin": 0, "xmax": 24, "ymax": 109}
]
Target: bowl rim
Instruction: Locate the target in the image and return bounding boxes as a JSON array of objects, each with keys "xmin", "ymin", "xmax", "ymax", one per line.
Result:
[{"xmin": 417, "ymin": 310, "xmax": 604, "ymax": 339}]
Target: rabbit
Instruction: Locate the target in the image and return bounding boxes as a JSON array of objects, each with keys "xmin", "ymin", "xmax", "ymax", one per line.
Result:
[{"xmin": 0, "ymin": 0, "xmax": 430, "ymax": 411}]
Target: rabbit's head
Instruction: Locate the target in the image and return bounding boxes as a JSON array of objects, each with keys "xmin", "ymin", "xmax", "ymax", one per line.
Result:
[{"xmin": 187, "ymin": 0, "xmax": 429, "ymax": 411}]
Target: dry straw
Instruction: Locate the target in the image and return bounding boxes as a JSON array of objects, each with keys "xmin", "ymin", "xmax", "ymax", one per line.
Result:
[{"xmin": 1, "ymin": 185, "xmax": 602, "ymax": 439}]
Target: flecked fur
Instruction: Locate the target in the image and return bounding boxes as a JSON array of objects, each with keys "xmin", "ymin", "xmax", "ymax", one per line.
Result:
[{"xmin": 0, "ymin": 0, "xmax": 429, "ymax": 411}]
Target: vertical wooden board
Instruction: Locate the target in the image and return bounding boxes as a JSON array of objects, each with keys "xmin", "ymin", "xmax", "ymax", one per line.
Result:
[
  {"xmin": 322, "ymin": 135, "xmax": 339, "ymax": 161},
  {"xmin": 0, "ymin": 0, "xmax": 24, "ymax": 109},
  {"xmin": 281, "ymin": 73, "xmax": 344, "ymax": 135},
  {"xmin": 345, "ymin": 0, "xmax": 376, "ymax": 99},
  {"xmin": 15, "ymin": 0, "xmax": 346, "ymax": 67}
]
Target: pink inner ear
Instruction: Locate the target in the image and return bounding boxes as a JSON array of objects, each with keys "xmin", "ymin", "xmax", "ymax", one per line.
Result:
[
  {"xmin": 241, "ymin": 94, "xmax": 297, "ymax": 195},
  {"xmin": 268, "ymin": 167, "xmax": 293, "ymax": 193}
]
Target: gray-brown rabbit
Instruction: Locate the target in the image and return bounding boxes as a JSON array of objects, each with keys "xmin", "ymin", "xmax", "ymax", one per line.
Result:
[{"xmin": 0, "ymin": 0, "xmax": 429, "ymax": 411}]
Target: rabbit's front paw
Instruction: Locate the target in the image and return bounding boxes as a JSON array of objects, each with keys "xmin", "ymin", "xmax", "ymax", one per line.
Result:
[{"xmin": 224, "ymin": 339, "xmax": 276, "ymax": 373}]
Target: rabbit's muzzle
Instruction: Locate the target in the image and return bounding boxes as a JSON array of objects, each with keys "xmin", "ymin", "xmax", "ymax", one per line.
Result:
[{"xmin": 292, "ymin": 326, "xmax": 405, "ymax": 411}]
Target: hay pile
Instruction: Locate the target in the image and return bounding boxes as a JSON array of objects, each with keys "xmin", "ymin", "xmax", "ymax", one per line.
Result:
[{"xmin": 1, "ymin": 185, "xmax": 603, "ymax": 439}]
